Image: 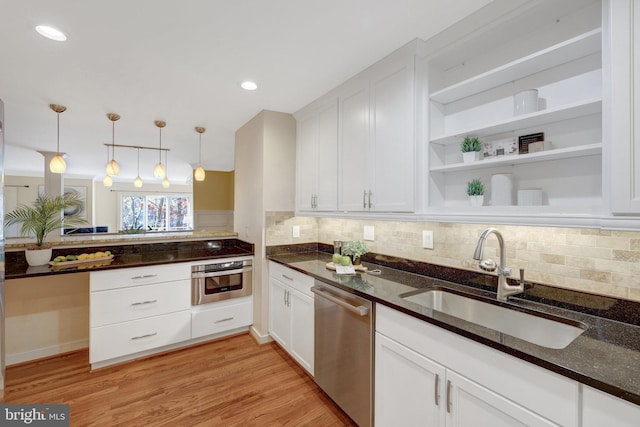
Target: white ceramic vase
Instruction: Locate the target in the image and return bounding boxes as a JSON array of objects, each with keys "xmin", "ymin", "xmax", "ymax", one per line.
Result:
[
  {"xmin": 462, "ymin": 151, "xmax": 482, "ymax": 163},
  {"xmin": 469, "ymin": 195, "xmax": 484, "ymax": 207},
  {"xmin": 25, "ymin": 248, "xmax": 53, "ymax": 266}
]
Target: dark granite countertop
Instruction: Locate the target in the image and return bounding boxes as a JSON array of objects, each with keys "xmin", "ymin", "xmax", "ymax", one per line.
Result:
[
  {"xmin": 6, "ymin": 239, "xmax": 254, "ymax": 279},
  {"xmin": 268, "ymin": 247, "xmax": 640, "ymax": 406}
]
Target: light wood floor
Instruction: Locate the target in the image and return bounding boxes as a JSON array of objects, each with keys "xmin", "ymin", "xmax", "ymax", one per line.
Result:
[{"xmin": 2, "ymin": 333, "xmax": 357, "ymax": 426}]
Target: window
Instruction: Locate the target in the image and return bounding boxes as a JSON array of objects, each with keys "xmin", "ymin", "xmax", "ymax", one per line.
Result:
[{"xmin": 120, "ymin": 193, "xmax": 193, "ymax": 232}]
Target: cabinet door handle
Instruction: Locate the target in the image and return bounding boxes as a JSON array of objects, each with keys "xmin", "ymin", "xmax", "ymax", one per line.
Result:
[
  {"xmin": 363, "ymin": 190, "xmax": 367, "ymax": 209},
  {"xmin": 282, "ymin": 274, "xmax": 293, "ymax": 281},
  {"xmin": 286, "ymin": 290, "xmax": 291, "ymax": 306},
  {"xmin": 284, "ymin": 289, "xmax": 287, "ymax": 306},
  {"xmin": 446, "ymin": 380, "xmax": 452, "ymax": 413},
  {"xmin": 131, "ymin": 299, "xmax": 158, "ymax": 306},
  {"xmin": 434, "ymin": 374, "xmax": 440, "ymax": 406},
  {"xmin": 368, "ymin": 190, "xmax": 372, "ymax": 209},
  {"xmin": 131, "ymin": 274, "xmax": 157, "ymax": 280},
  {"xmin": 131, "ymin": 332, "xmax": 157, "ymax": 340},
  {"xmin": 214, "ymin": 317, "xmax": 234, "ymax": 324}
]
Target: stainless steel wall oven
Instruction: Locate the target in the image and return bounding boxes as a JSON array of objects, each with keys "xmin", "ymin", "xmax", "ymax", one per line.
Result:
[{"xmin": 191, "ymin": 256, "xmax": 253, "ymax": 305}]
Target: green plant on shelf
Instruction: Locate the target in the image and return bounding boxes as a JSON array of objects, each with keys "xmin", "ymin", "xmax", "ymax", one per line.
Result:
[
  {"xmin": 461, "ymin": 136, "xmax": 482, "ymax": 152},
  {"xmin": 466, "ymin": 179, "xmax": 485, "ymax": 196}
]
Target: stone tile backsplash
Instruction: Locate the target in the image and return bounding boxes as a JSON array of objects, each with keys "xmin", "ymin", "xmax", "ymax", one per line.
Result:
[{"xmin": 265, "ymin": 212, "xmax": 640, "ymax": 301}]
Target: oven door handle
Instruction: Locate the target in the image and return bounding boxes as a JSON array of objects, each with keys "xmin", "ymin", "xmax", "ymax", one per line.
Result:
[
  {"xmin": 191, "ymin": 267, "xmax": 251, "ymax": 279},
  {"xmin": 311, "ymin": 286, "xmax": 369, "ymax": 316}
]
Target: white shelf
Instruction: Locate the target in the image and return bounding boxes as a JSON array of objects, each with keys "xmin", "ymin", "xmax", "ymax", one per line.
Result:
[
  {"xmin": 430, "ymin": 29, "xmax": 602, "ymax": 104},
  {"xmin": 430, "ymin": 99, "xmax": 602, "ymax": 145},
  {"xmin": 431, "ymin": 143, "xmax": 602, "ymax": 173}
]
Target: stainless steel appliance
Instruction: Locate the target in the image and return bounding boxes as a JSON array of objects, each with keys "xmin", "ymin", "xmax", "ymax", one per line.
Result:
[
  {"xmin": 191, "ymin": 256, "xmax": 253, "ymax": 305},
  {"xmin": 311, "ymin": 281, "xmax": 373, "ymax": 427}
]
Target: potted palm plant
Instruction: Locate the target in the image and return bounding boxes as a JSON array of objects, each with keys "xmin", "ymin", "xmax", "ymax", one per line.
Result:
[
  {"xmin": 461, "ymin": 136, "xmax": 483, "ymax": 163},
  {"xmin": 467, "ymin": 179, "xmax": 485, "ymax": 207},
  {"xmin": 341, "ymin": 240, "xmax": 370, "ymax": 265},
  {"xmin": 5, "ymin": 193, "xmax": 88, "ymax": 266}
]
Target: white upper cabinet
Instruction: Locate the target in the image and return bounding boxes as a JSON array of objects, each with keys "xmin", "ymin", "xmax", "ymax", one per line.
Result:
[
  {"xmin": 606, "ymin": 0, "xmax": 640, "ymax": 215},
  {"xmin": 426, "ymin": 0, "xmax": 604, "ymax": 223},
  {"xmin": 339, "ymin": 44, "xmax": 422, "ymax": 213},
  {"xmin": 295, "ymin": 96, "xmax": 338, "ymax": 212}
]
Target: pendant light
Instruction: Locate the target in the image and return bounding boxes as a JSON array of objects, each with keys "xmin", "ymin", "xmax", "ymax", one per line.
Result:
[
  {"xmin": 106, "ymin": 113, "xmax": 120, "ymax": 176},
  {"xmin": 194, "ymin": 126, "xmax": 206, "ymax": 181},
  {"xmin": 49, "ymin": 104, "xmax": 67, "ymax": 173},
  {"xmin": 154, "ymin": 120, "xmax": 166, "ymax": 179},
  {"xmin": 162, "ymin": 149, "xmax": 170, "ymax": 189},
  {"xmin": 102, "ymin": 146, "xmax": 113, "ymax": 187},
  {"xmin": 133, "ymin": 148, "xmax": 143, "ymax": 188}
]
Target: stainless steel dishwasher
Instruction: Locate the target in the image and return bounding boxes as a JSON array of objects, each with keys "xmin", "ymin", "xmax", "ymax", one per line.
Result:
[{"xmin": 311, "ymin": 280, "xmax": 373, "ymax": 427}]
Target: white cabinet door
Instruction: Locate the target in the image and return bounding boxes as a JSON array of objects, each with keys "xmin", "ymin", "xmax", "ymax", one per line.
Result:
[
  {"xmin": 316, "ymin": 100, "xmax": 339, "ymax": 211},
  {"xmin": 370, "ymin": 54, "xmax": 415, "ymax": 212},
  {"xmin": 296, "ymin": 110, "xmax": 318, "ymax": 211},
  {"xmin": 339, "ymin": 76, "xmax": 371, "ymax": 212},
  {"xmin": 289, "ymin": 288, "xmax": 314, "ymax": 375},
  {"xmin": 268, "ymin": 278, "xmax": 290, "ymax": 349},
  {"xmin": 582, "ymin": 385, "xmax": 640, "ymax": 427},
  {"xmin": 446, "ymin": 370, "xmax": 557, "ymax": 427},
  {"xmin": 375, "ymin": 333, "xmax": 446, "ymax": 427},
  {"xmin": 608, "ymin": 0, "xmax": 640, "ymax": 214}
]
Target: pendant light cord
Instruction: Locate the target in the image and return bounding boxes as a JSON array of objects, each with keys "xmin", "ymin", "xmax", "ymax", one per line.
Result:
[
  {"xmin": 199, "ymin": 133, "xmax": 202, "ymax": 163},
  {"xmin": 56, "ymin": 113, "xmax": 60, "ymax": 152}
]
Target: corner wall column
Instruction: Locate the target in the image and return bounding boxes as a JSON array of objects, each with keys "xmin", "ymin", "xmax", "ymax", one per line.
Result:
[{"xmin": 37, "ymin": 151, "xmax": 64, "ymax": 198}]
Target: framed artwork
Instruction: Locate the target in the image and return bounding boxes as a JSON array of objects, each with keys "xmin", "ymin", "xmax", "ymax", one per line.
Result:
[{"xmin": 38, "ymin": 185, "xmax": 88, "ymax": 219}]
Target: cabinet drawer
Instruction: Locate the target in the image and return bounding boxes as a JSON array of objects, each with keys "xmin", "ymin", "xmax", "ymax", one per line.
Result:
[
  {"xmin": 269, "ymin": 262, "xmax": 314, "ymax": 297},
  {"xmin": 90, "ymin": 263, "xmax": 191, "ymax": 292},
  {"xmin": 191, "ymin": 297, "xmax": 253, "ymax": 339},
  {"xmin": 90, "ymin": 310, "xmax": 191, "ymax": 363},
  {"xmin": 91, "ymin": 280, "xmax": 191, "ymax": 327}
]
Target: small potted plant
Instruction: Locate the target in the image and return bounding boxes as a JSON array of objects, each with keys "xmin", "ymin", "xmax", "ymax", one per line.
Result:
[
  {"xmin": 341, "ymin": 240, "xmax": 370, "ymax": 265},
  {"xmin": 466, "ymin": 179, "xmax": 485, "ymax": 206},
  {"xmin": 461, "ymin": 136, "xmax": 483, "ymax": 163},
  {"xmin": 5, "ymin": 193, "xmax": 88, "ymax": 266}
]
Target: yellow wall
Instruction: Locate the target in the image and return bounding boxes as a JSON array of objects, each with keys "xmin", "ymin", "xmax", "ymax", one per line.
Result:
[{"xmin": 193, "ymin": 170, "xmax": 234, "ymax": 211}]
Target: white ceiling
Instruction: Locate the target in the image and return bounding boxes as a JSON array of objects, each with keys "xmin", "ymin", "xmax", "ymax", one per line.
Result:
[{"xmin": 0, "ymin": 0, "xmax": 493, "ymax": 184}]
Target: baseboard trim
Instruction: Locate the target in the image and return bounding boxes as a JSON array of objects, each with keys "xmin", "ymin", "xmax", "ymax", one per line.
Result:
[
  {"xmin": 7, "ymin": 339, "xmax": 89, "ymax": 366},
  {"xmin": 250, "ymin": 326, "xmax": 273, "ymax": 345}
]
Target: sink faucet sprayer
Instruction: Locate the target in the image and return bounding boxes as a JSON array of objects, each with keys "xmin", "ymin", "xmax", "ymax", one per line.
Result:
[{"xmin": 473, "ymin": 228, "xmax": 524, "ymax": 301}]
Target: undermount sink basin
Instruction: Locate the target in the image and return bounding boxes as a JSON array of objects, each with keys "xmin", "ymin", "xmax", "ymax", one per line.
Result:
[{"xmin": 401, "ymin": 289, "xmax": 586, "ymax": 349}]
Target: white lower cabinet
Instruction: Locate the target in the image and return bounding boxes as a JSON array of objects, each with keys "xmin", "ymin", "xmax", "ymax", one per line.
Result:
[
  {"xmin": 191, "ymin": 296, "xmax": 253, "ymax": 339},
  {"xmin": 375, "ymin": 305, "xmax": 578, "ymax": 427},
  {"xmin": 582, "ymin": 385, "xmax": 640, "ymax": 427},
  {"xmin": 268, "ymin": 262, "xmax": 314, "ymax": 375}
]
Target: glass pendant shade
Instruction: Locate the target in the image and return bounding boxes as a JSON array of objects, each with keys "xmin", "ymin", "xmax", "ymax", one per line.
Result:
[
  {"xmin": 154, "ymin": 162, "xmax": 166, "ymax": 179},
  {"xmin": 103, "ymin": 175, "xmax": 113, "ymax": 187},
  {"xmin": 50, "ymin": 153, "xmax": 66, "ymax": 173},
  {"xmin": 194, "ymin": 165, "xmax": 205, "ymax": 181},
  {"xmin": 162, "ymin": 177, "xmax": 170, "ymax": 188},
  {"xmin": 133, "ymin": 176, "xmax": 143, "ymax": 188},
  {"xmin": 106, "ymin": 159, "xmax": 120, "ymax": 176},
  {"xmin": 49, "ymin": 104, "xmax": 67, "ymax": 174}
]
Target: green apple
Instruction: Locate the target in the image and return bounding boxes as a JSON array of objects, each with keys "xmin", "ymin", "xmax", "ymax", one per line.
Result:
[
  {"xmin": 332, "ymin": 253, "xmax": 342, "ymax": 264},
  {"xmin": 339, "ymin": 255, "xmax": 351, "ymax": 266}
]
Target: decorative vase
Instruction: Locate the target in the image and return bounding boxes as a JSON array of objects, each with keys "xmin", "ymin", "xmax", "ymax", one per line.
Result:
[
  {"xmin": 24, "ymin": 248, "xmax": 53, "ymax": 266},
  {"xmin": 469, "ymin": 195, "xmax": 484, "ymax": 207},
  {"xmin": 462, "ymin": 151, "xmax": 482, "ymax": 163}
]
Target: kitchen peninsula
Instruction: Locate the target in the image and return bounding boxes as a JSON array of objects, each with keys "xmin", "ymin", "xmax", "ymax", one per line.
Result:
[{"xmin": 4, "ymin": 233, "xmax": 254, "ymax": 367}]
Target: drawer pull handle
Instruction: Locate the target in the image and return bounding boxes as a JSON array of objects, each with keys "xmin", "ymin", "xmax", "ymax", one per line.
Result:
[
  {"xmin": 131, "ymin": 332, "xmax": 157, "ymax": 340},
  {"xmin": 282, "ymin": 274, "xmax": 293, "ymax": 281},
  {"xmin": 214, "ymin": 317, "xmax": 234, "ymax": 324},
  {"xmin": 131, "ymin": 274, "xmax": 157, "ymax": 280},
  {"xmin": 131, "ymin": 299, "xmax": 158, "ymax": 306}
]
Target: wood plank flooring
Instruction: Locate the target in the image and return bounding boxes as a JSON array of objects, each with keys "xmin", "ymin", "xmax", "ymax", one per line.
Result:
[{"xmin": 2, "ymin": 333, "xmax": 357, "ymax": 426}]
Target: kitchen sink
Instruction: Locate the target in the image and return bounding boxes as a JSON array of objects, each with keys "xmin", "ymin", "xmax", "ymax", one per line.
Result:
[{"xmin": 401, "ymin": 289, "xmax": 586, "ymax": 349}]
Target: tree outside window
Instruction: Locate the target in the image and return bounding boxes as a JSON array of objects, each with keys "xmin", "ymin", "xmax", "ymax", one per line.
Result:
[{"xmin": 121, "ymin": 193, "xmax": 192, "ymax": 232}]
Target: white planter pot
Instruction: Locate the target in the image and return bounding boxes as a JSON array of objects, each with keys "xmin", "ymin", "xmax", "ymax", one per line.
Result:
[
  {"xmin": 25, "ymin": 248, "xmax": 53, "ymax": 266},
  {"xmin": 469, "ymin": 195, "xmax": 485, "ymax": 207},
  {"xmin": 462, "ymin": 151, "xmax": 482, "ymax": 163}
]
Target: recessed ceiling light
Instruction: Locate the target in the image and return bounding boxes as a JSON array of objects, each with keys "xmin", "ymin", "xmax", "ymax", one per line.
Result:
[
  {"xmin": 35, "ymin": 25, "xmax": 67, "ymax": 42},
  {"xmin": 241, "ymin": 81, "xmax": 258, "ymax": 91}
]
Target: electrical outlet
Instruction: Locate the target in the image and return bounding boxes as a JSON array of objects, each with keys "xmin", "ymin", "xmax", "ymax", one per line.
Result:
[
  {"xmin": 292, "ymin": 225, "xmax": 300, "ymax": 238},
  {"xmin": 364, "ymin": 225, "xmax": 375, "ymax": 241},
  {"xmin": 422, "ymin": 230, "xmax": 434, "ymax": 249}
]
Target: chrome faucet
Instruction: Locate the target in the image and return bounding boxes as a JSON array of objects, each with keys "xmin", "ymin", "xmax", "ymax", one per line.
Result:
[{"xmin": 473, "ymin": 228, "xmax": 524, "ymax": 301}]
